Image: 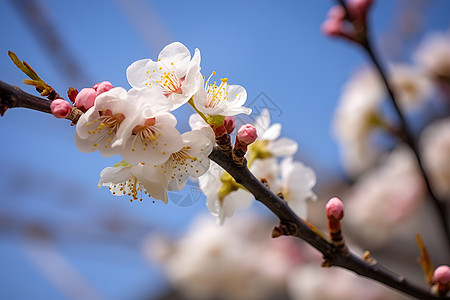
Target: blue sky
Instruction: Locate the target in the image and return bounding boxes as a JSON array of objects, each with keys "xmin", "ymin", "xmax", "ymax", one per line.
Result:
[{"xmin": 0, "ymin": 1, "xmax": 449, "ymax": 299}]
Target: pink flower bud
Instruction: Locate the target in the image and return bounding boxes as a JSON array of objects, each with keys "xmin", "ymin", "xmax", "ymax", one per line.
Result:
[
  {"xmin": 224, "ymin": 116, "xmax": 235, "ymax": 134},
  {"xmin": 75, "ymin": 88, "xmax": 97, "ymax": 113},
  {"xmin": 93, "ymin": 81, "xmax": 113, "ymax": 96},
  {"xmin": 326, "ymin": 197, "xmax": 345, "ymax": 220},
  {"xmin": 237, "ymin": 124, "xmax": 257, "ymax": 146},
  {"xmin": 50, "ymin": 99, "xmax": 72, "ymax": 119},
  {"xmin": 434, "ymin": 265, "xmax": 450, "ymax": 285}
]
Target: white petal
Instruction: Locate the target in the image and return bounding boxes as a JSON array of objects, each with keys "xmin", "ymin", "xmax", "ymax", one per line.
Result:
[
  {"xmin": 261, "ymin": 123, "xmax": 281, "ymax": 141},
  {"xmin": 269, "ymin": 137, "xmax": 298, "ymax": 157}
]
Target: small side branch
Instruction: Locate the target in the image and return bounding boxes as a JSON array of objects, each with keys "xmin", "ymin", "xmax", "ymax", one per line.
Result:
[{"xmin": 0, "ymin": 80, "xmax": 52, "ymax": 116}]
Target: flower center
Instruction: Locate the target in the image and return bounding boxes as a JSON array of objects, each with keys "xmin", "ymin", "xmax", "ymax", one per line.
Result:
[
  {"xmin": 165, "ymin": 146, "xmax": 201, "ymax": 182},
  {"xmin": 205, "ymin": 75, "xmax": 229, "ymax": 108},
  {"xmin": 130, "ymin": 118, "xmax": 161, "ymax": 151},
  {"xmin": 151, "ymin": 61, "xmax": 186, "ymax": 97},
  {"xmin": 109, "ymin": 176, "xmax": 146, "ymax": 202},
  {"xmin": 86, "ymin": 109, "xmax": 125, "ymax": 148}
]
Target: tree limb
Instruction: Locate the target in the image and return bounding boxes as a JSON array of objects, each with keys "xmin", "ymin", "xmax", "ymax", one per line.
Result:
[{"xmin": 0, "ymin": 80, "xmax": 447, "ymax": 300}]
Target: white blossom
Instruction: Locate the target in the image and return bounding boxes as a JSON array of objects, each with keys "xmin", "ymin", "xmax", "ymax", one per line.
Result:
[
  {"xmin": 193, "ymin": 73, "xmax": 251, "ymax": 117},
  {"xmin": 279, "ymin": 157, "xmax": 317, "ymax": 219},
  {"xmin": 288, "ymin": 264, "xmax": 408, "ymax": 300},
  {"xmin": 249, "ymin": 157, "xmax": 280, "ymax": 191},
  {"xmin": 188, "ymin": 113, "xmax": 215, "ymax": 142},
  {"xmin": 75, "ymin": 87, "xmax": 137, "ymax": 157},
  {"xmin": 114, "ymin": 89, "xmax": 183, "ymax": 165},
  {"xmin": 345, "ymin": 147, "xmax": 426, "ymax": 248},
  {"xmin": 421, "ymin": 118, "xmax": 450, "ymax": 200},
  {"xmin": 251, "ymin": 109, "xmax": 298, "ymax": 158},
  {"xmin": 162, "ymin": 130, "xmax": 214, "ymax": 191},
  {"xmin": 199, "ymin": 161, "xmax": 253, "ymax": 225},
  {"xmin": 390, "ymin": 63, "xmax": 433, "ymax": 110},
  {"xmin": 413, "ymin": 30, "xmax": 450, "ymax": 79},
  {"xmin": 333, "ymin": 65, "xmax": 432, "ymax": 175},
  {"xmin": 98, "ymin": 161, "xmax": 168, "ymax": 203},
  {"xmin": 144, "ymin": 214, "xmax": 305, "ymax": 300},
  {"xmin": 127, "ymin": 42, "xmax": 203, "ymax": 111}
]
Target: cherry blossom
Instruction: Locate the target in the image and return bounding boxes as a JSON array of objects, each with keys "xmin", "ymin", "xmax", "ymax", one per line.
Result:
[
  {"xmin": 98, "ymin": 161, "xmax": 168, "ymax": 203},
  {"xmin": 193, "ymin": 72, "xmax": 251, "ymax": 117},
  {"xmin": 188, "ymin": 113, "xmax": 215, "ymax": 142},
  {"xmin": 161, "ymin": 130, "xmax": 214, "ymax": 191},
  {"xmin": 250, "ymin": 109, "xmax": 298, "ymax": 159},
  {"xmin": 115, "ymin": 89, "xmax": 183, "ymax": 165},
  {"xmin": 420, "ymin": 118, "xmax": 450, "ymax": 200},
  {"xmin": 75, "ymin": 87, "xmax": 137, "ymax": 157},
  {"xmin": 199, "ymin": 161, "xmax": 253, "ymax": 225},
  {"xmin": 279, "ymin": 157, "xmax": 317, "ymax": 219},
  {"xmin": 127, "ymin": 42, "xmax": 202, "ymax": 111}
]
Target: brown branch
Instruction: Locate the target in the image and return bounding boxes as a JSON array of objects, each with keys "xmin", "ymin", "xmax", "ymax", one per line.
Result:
[
  {"xmin": 209, "ymin": 148, "xmax": 447, "ymax": 300},
  {"xmin": 0, "ymin": 80, "xmax": 82, "ymax": 122},
  {"xmin": 0, "ymin": 79, "xmax": 447, "ymax": 300}
]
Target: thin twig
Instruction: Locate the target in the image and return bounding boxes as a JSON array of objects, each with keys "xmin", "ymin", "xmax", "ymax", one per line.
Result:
[{"xmin": 0, "ymin": 80, "xmax": 447, "ymax": 300}]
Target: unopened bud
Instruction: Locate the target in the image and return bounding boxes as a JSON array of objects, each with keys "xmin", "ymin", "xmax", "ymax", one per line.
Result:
[
  {"xmin": 75, "ymin": 88, "xmax": 97, "ymax": 113},
  {"xmin": 93, "ymin": 81, "xmax": 113, "ymax": 96},
  {"xmin": 432, "ymin": 265, "xmax": 450, "ymax": 296},
  {"xmin": 224, "ymin": 116, "xmax": 235, "ymax": 134},
  {"xmin": 325, "ymin": 197, "xmax": 347, "ymax": 253},
  {"xmin": 50, "ymin": 99, "xmax": 72, "ymax": 119},
  {"xmin": 434, "ymin": 265, "xmax": 450, "ymax": 285},
  {"xmin": 237, "ymin": 124, "xmax": 257, "ymax": 146},
  {"xmin": 326, "ymin": 197, "xmax": 345, "ymax": 220}
]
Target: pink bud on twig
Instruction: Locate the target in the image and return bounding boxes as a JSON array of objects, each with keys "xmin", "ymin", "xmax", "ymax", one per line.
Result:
[
  {"xmin": 233, "ymin": 124, "xmax": 257, "ymax": 165},
  {"xmin": 93, "ymin": 81, "xmax": 113, "ymax": 96},
  {"xmin": 432, "ymin": 265, "xmax": 450, "ymax": 296},
  {"xmin": 50, "ymin": 99, "xmax": 72, "ymax": 119},
  {"xmin": 236, "ymin": 124, "xmax": 258, "ymax": 146},
  {"xmin": 224, "ymin": 116, "xmax": 235, "ymax": 134},
  {"xmin": 74, "ymin": 82, "xmax": 114, "ymax": 113},
  {"xmin": 74, "ymin": 88, "xmax": 96, "ymax": 113},
  {"xmin": 326, "ymin": 196, "xmax": 345, "ymax": 220},
  {"xmin": 325, "ymin": 197, "xmax": 347, "ymax": 253}
]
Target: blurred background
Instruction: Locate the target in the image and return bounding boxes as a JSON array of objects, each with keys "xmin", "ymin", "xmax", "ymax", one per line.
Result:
[{"xmin": 0, "ymin": 0, "xmax": 449, "ymax": 299}]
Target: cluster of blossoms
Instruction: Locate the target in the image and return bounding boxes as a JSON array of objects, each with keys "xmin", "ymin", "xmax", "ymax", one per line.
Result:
[
  {"xmin": 198, "ymin": 108, "xmax": 317, "ymax": 224},
  {"xmin": 58, "ymin": 42, "xmax": 316, "ymax": 224}
]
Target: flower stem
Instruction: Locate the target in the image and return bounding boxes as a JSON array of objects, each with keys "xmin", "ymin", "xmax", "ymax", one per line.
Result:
[{"xmin": 188, "ymin": 97, "xmax": 209, "ymax": 124}]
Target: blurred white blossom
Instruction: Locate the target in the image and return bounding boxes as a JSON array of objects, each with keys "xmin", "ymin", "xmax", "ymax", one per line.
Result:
[
  {"xmin": 288, "ymin": 264, "xmax": 408, "ymax": 300},
  {"xmin": 421, "ymin": 118, "xmax": 450, "ymax": 201},
  {"xmin": 144, "ymin": 214, "xmax": 308, "ymax": 300},
  {"xmin": 413, "ymin": 30, "xmax": 450, "ymax": 80},
  {"xmin": 333, "ymin": 65, "xmax": 433, "ymax": 175},
  {"xmin": 344, "ymin": 147, "xmax": 426, "ymax": 248},
  {"xmin": 199, "ymin": 162, "xmax": 254, "ymax": 225}
]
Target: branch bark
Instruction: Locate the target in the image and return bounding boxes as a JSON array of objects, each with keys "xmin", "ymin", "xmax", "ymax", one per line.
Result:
[{"xmin": 0, "ymin": 80, "xmax": 447, "ymax": 300}]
